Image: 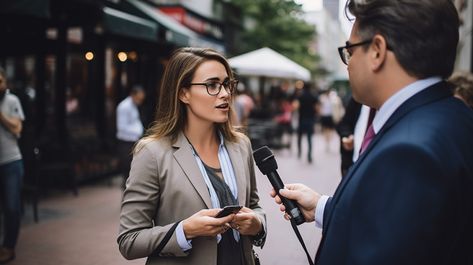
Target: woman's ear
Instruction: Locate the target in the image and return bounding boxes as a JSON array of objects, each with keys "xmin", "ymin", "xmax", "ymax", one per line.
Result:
[{"xmin": 179, "ymin": 88, "xmax": 190, "ymax": 104}]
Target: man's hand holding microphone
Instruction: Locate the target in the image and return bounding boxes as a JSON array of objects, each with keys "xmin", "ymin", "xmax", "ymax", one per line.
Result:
[
  {"xmin": 270, "ymin": 184, "xmax": 320, "ymax": 223},
  {"xmin": 253, "ymin": 146, "xmax": 321, "ymax": 224}
]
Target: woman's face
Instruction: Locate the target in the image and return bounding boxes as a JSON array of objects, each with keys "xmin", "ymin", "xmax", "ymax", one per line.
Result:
[{"xmin": 180, "ymin": 60, "xmax": 232, "ymax": 126}]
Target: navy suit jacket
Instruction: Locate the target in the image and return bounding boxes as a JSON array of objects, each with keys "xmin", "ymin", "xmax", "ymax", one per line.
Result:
[{"xmin": 316, "ymin": 81, "xmax": 473, "ymax": 265}]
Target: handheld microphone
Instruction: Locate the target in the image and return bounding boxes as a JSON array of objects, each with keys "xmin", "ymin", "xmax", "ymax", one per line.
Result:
[{"xmin": 253, "ymin": 146, "xmax": 305, "ymax": 225}]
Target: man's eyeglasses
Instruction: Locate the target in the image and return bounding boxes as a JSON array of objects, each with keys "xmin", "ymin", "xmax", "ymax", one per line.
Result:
[
  {"xmin": 190, "ymin": 79, "xmax": 239, "ymax": 96},
  {"xmin": 337, "ymin": 39, "xmax": 373, "ymax": 65}
]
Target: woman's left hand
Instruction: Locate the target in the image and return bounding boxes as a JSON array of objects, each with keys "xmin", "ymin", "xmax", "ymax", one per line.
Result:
[{"xmin": 230, "ymin": 207, "xmax": 262, "ymax": 236}]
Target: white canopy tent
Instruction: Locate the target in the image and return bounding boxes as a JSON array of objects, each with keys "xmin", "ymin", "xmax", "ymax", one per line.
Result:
[{"xmin": 228, "ymin": 47, "xmax": 311, "ymax": 81}]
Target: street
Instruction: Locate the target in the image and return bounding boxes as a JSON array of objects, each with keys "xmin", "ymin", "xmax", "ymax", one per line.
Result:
[{"xmin": 9, "ymin": 133, "xmax": 342, "ymax": 265}]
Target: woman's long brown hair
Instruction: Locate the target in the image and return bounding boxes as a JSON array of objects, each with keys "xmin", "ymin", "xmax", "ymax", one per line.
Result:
[{"xmin": 135, "ymin": 47, "xmax": 239, "ymax": 152}]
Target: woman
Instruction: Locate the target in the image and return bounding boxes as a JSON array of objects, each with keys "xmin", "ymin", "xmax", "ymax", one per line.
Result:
[{"xmin": 117, "ymin": 47, "xmax": 266, "ymax": 265}]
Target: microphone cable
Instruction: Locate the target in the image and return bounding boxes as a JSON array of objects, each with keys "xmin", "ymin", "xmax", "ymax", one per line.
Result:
[{"xmin": 290, "ymin": 218, "xmax": 315, "ymax": 265}]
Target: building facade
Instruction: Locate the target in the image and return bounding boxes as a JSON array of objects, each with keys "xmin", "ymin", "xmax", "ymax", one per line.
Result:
[{"xmin": 0, "ymin": 0, "xmax": 239, "ymax": 190}]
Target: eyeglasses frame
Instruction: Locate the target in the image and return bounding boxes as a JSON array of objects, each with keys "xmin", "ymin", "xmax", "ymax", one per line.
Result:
[
  {"xmin": 189, "ymin": 79, "xmax": 239, "ymax": 96},
  {"xmin": 337, "ymin": 39, "xmax": 373, "ymax": 65}
]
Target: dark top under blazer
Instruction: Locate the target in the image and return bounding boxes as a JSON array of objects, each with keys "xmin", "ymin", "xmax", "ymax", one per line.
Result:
[{"xmin": 317, "ymin": 81, "xmax": 473, "ymax": 265}]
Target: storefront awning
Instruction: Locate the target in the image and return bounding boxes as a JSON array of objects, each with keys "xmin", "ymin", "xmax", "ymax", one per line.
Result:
[
  {"xmin": 0, "ymin": 0, "xmax": 50, "ymax": 19},
  {"xmin": 103, "ymin": 6, "xmax": 158, "ymax": 42},
  {"xmin": 229, "ymin": 47, "xmax": 311, "ymax": 80},
  {"xmin": 125, "ymin": 0, "xmax": 225, "ymax": 52},
  {"xmin": 126, "ymin": 0, "xmax": 192, "ymax": 46}
]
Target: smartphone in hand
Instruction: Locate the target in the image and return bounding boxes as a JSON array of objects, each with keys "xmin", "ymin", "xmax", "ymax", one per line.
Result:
[{"xmin": 215, "ymin": 205, "xmax": 242, "ymax": 218}]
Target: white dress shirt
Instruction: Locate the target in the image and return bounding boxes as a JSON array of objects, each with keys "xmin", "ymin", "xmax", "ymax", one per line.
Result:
[{"xmin": 352, "ymin": 105, "xmax": 371, "ymax": 162}]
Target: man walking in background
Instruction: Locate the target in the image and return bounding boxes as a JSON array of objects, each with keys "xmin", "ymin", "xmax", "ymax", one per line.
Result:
[
  {"xmin": 116, "ymin": 85, "xmax": 145, "ymax": 188},
  {"xmin": 294, "ymin": 82, "xmax": 319, "ymax": 163}
]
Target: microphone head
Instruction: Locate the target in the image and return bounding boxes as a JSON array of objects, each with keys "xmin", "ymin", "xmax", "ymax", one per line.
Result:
[{"xmin": 253, "ymin": 146, "xmax": 278, "ymax": 175}]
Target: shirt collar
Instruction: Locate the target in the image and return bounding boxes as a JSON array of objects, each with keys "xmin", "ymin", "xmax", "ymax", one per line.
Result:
[
  {"xmin": 372, "ymin": 76, "xmax": 442, "ymax": 133},
  {"xmin": 217, "ymin": 131, "xmax": 225, "ymax": 149}
]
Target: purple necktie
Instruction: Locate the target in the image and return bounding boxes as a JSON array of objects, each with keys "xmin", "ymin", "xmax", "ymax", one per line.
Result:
[
  {"xmin": 359, "ymin": 123, "xmax": 375, "ymax": 154},
  {"xmin": 359, "ymin": 108, "xmax": 377, "ymax": 154}
]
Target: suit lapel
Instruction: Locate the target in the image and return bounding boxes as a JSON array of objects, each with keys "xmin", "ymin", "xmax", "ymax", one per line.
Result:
[
  {"xmin": 173, "ymin": 133, "xmax": 213, "ymax": 209},
  {"xmin": 322, "ymin": 81, "xmax": 453, "ymax": 234},
  {"xmin": 225, "ymin": 140, "xmax": 247, "ymax": 206}
]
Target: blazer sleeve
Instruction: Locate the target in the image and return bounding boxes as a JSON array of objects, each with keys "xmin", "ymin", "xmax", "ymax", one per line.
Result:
[{"xmin": 117, "ymin": 144, "xmax": 189, "ymax": 260}]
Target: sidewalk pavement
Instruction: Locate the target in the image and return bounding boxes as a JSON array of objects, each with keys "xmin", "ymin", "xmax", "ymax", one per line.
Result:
[
  {"xmin": 9, "ymin": 132, "xmax": 342, "ymax": 265},
  {"xmin": 10, "ymin": 178, "xmax": 145, "ymax": 265}
]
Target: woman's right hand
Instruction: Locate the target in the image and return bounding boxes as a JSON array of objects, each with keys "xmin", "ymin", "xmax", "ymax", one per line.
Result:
[{"xmin": 182, "ymin": 209, "xmax": 235, "ymax": 239}]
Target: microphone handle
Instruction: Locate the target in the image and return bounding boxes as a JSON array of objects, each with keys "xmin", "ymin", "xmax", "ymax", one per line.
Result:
[{"xmin": 268, "ymin": 171, "xmax": 305, "ymax": 225}]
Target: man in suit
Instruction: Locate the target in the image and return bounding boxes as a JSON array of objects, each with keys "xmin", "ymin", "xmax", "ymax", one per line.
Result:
[{"xmin": 271, "ymin": 0, "xmax": 473, "ymax": 264}]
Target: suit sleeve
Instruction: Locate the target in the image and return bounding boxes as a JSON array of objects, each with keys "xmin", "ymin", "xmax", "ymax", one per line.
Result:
[
  {"xmin": 344, "ymin": 143, "xmax": 455, "ymax": 264},
  {"xmin": 117, "ymin": 145, "xmax": 189, "ymax": 260}
]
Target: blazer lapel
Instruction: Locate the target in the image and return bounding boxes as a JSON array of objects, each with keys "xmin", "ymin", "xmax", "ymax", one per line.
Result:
[
  {"xmin": 225, "ymin": 140, "xmax": 247, "ymax": 206},
  {"xmin": 173, "ymin": 133, "xmax": 213, "ymax": 209},
  {"xmin": 323, "ymin": 81, "xmax": 453, "ymax": 234}
]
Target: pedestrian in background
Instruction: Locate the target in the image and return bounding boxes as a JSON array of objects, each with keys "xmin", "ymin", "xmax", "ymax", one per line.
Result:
[
  {"xmin": 0, "ymin": 67, "xmax": 25, "ymax": 264},
  {"xmin": 448, "ymin": 70, "xmax": 473, "ymax": 109},
  {"xmin": 274, "ymin": 92, "xmax": 293, "ymax": 149},
  {"xmin": 271, "ymin": 0, "xmax": 473, "ymax": 264},
  {"xmin": 336, "ymin": 97, "xmax": 377, "ymax": 177},
  {"xmin": 117, "ymin": 47, "xmax": 266, "ymax": 265},
  {"xmin": 293, "ymin": 81, "xmax": 319, "ymax": 163},
  {"xmin": 335, "ymin": 96, "xmax": 362, "ymax": 176},
  {"xmin": 115, "ymin": 85, "xmax": 145, "ymax": 188},
  {"xmin": 234, "ymin": 82, "xmax": 255, "ymax": 128},
  {"xmin": 318, "ymin": 89, "xmax": 336, "ymax": 152}
]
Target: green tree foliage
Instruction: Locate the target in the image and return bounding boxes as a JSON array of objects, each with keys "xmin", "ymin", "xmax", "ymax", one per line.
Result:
[{"xmin": 228, "ymin": 0, "xmax": 320, "ymax": 75}]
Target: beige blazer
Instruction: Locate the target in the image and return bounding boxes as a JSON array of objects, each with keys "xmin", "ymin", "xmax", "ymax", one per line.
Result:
[{"xmin": 117, "ymin": 132, "xmax": 266, "ymax": 265}]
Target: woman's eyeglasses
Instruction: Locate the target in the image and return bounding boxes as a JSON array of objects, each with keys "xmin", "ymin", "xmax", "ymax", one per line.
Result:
[{"xmin": 190, "ymin": 79, "xmax": 239, "ymax": 96}]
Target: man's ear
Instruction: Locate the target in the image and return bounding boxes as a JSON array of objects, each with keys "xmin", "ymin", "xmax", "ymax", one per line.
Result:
[
  {"xmin": 179, "ymin": 88, "xmax": 190, "ymax": 104},
  {"xmin": 370, "ymin": 34, "xmax": 388, "ymax": 71}
]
